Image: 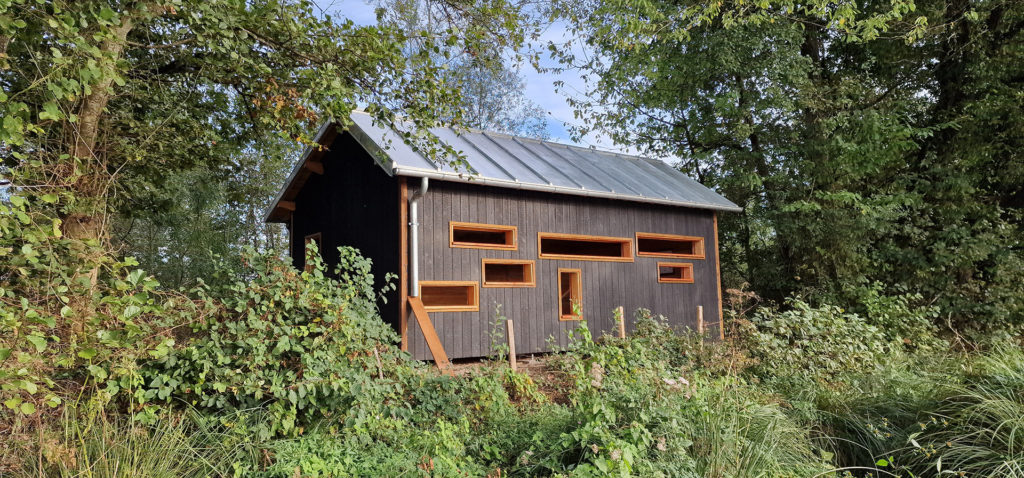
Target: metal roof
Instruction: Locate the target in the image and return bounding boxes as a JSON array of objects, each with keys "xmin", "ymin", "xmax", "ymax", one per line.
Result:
[{"xmin": 265, "ymin": 111, "xmax": 741, "ymax": 222}]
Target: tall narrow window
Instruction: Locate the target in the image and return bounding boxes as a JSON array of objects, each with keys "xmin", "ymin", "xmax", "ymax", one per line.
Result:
[
  {"xmin": 419, "ymin": 281, "xmax": 479, "ymax": 312},
  {"xmin": 657, "ymin": 262, "xmax": 694, "ymax": 284},
  {"xmin": 482, "ymin": 259, "xmax": 535, "ymax": 287},
  {"xmin": 450, "ymin": 222, "xmax": 517, "ymax": 250},
  {"xmin": 538, "ymin": 233, "xmax": 633, "ymax": 262},
  {"xmin": 636, "ymin": 232, "xmax": 705, "ymax": 259},
  {"xmin": 304, "ymin": 232, "xmax": 322, "ymax": 272},
  {"xmin": 558, "ymin": 268, "xmax": 582, "ymax": 321}
]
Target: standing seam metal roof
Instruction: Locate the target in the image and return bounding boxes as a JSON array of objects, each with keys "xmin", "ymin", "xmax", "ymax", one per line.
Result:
[{"xmin": 265, "ymin": 112, "xmax": 741, "ymax": 222}]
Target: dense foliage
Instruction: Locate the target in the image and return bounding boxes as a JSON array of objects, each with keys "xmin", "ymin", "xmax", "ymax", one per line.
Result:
[
  {"xmin": 549, "ymin": 0, "xmax": 1024, "ymax": 334},
  {"xmin": 145, "ymin": 245, "xmax": 403, "ymax": 436}
]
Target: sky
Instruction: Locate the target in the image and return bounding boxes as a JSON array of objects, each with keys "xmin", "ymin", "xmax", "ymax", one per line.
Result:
[{"xmin": 314, "ymin": 0, "xmax": 638, "ymax": 155}]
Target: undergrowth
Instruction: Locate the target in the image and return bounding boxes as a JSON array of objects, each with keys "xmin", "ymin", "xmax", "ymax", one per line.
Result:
[{"xmin": 5, "ymin": 246, "xmax": 1022, "ymax": 477}]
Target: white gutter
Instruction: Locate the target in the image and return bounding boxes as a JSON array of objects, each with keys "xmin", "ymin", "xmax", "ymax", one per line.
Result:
[
  {"xmin": 392, "ymin": 166, "xmax": 744, "ymax": 213},
  {"xmin": 408, "ymin": 177, "xmax": 429, "ymax": 296}
]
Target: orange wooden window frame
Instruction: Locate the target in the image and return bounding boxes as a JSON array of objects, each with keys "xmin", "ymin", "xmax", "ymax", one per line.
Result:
[
  {"xmin": 418, "ymin": 280, "xmax": 480, "ymax": 312},
  {"xmin": 537, "ymin": 232, "xmax": 634, "ymax": 262},
  {"xmin": 449, "ymin": 221, "xmax": 517, "ymax": 250},
  {"xmin": 635, "ymin": 232, "xmax": 705, "ymax": 259},
  {"xmin": 557, "ymin": 268, "xmax": 583, "ymax": 321},
  {"xmin": 656, "ymin": 262, "xmax": 695, "ymax": 284},
  {"xmin": 303, "ymin": 232, "xmax": 322, "ymax": 272},
  {"xmin": 481, "ymin": 259, "xmax": 536, "ymax": 288}
]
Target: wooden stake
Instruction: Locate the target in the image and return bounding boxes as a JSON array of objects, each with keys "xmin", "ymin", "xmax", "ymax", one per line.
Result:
[
  {"xmin": 616, "ymin": 306, "xmax": 626, "ymax": 339},
  {"xmin": 697, "ymin": 305, "xmax": 705, "ymax": 335},
  {"xmin": 506, "ymin": 319, "xmax": 517, "ymax": 371}
]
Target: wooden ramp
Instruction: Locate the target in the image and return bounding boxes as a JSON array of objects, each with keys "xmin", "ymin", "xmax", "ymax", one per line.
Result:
[{"xmin": 408, "ymin": 296, "xmax": 451, "ymax": 371}]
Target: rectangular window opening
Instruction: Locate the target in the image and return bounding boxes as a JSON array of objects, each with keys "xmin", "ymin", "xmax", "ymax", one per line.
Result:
[
  {"xmin": 558, "ymin": 268, "xmax": 582, "ymax": 321},
  {"xmin": 538, "ymin": 233, "xmax": 633, "ymax": 262},
  {"xmin": 657, "ymin": 262, "xmax": 694, "ymax": 284},
  {"xmin": 450, "ymin": 222, "xmax": 517, "ymax": 250},
  {"xmin": 304, "ymin": 232, "xmax": 322, "ymax": 271},
  {"xmin": 636, "ymin": 233, "xmax": 705, "ymax": 259},
  {"xmin": 482, "ymin": 259, "xmax": 535, "ymax": 287},
  {"xmin": 419, "ymin": 281, "xmax": 479, "ymax": 312}
]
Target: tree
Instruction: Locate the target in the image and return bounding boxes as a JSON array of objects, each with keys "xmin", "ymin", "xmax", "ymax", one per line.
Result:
[
  {"xmin": 374, "ymin": 0, "xmax": 549, "ymax": 138},
  {"xmin": 1, "ymin": 0, "xmax": 529, "ymax": 241},
  {"xmin": 110, "ymin": 137, "xmax": 297, "ymax": 289},
  {"xmin": 551, "ymin": 0, "xmax": 1023, "ymax": 331},
  {"xmin": 0, "ymin": 0, "xmax": 533, "ymax": 421}
]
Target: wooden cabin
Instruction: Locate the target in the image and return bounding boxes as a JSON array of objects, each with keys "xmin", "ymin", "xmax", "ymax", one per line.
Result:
[{"xmin": 265, "ymin": 111, "xmax": 741, "ymax": 363}]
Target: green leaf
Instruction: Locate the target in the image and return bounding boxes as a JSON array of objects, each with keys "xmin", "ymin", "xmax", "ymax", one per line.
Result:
[
  {"xmin": 20, "ymin": 402, "xmax": 36, "ymax": 415},
  {"xmin": 0, "ymin": 348, "xmax": 10, "ymax": 361},
  {"xmin": 39, "ymin": 101, "xmax": 63, "ymax": 121},
  {"xmin": 26, "ymin": 335, "xmax": 47, "ymax": 353},
  {"xmin": 4, "ymin": 398, "xmax": 23, "ymax": 410},
  {"xmin": 77, "ymin": 347, "xmax": 98, "ymax": 359},
  {"xmin": 87, "ymin": 364, "xmax": 108, "ymax": 380},
  {"xmin": 41, "ymin": 193, "xmax": 58, "ymax": 203},
  {"xmin": 876, "ymin": 458, "xmax": 889, "ymax": 467}
]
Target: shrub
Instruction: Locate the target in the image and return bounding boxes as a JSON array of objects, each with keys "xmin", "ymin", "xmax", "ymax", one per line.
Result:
[
  {"xmin": 144, "ymin": 244, "xmax": 405, "ymax": 436},
  {"xmin": 540, "ymin": 320, "xmax": 830, "ymax": 477},
  {"xmin": 1, "ymin": 194, "xmax": 198, "ymax": 463},
  {"xmin": 855, "ymin": 282, "xmax": 943, "ymax": 350},
  {"xmin": 738, "ymin": 299, "xmax": 889, "ymax": 381}
]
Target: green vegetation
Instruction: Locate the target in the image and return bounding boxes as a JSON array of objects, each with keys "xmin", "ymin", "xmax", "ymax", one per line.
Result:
[
  {"xmin": 5, "ymin": 249, "xmax": 1022, "ymax": 476},
  {"xmin": 550, "ymin": 0, "xmax": 1024, "ymax": 334},
  {"xmin": 1, "ymin": 0, "xmax": 1021, "ymax": 476}
]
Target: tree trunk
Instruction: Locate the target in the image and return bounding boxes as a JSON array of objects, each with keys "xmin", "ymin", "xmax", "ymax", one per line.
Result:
[{"xmin": 63, "ymin": 16, "xmax": 137, "ymax": 250}]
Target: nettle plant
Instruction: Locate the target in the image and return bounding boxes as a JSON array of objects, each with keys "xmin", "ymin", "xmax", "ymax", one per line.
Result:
[{"xmin": 145, "ymin": 244, "xmax": 403, "ymax": 436}]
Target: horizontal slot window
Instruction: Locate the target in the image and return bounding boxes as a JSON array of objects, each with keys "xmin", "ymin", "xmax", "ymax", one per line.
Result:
[
  {"xmin": 636, "ymin": 233, "xmax": 705, "ymax": 259},
  {"xmin": 538, "ymin": 233, "xmax": 633, "ymax": 262},
  {"xmin": 482, "ymin": 259, "xmax": 535, "ymax": 287},
  {"xmin": 419, "ymin": 281, "xmax": 479, "ymax": 312},
  {"xmin": 657, "ymin": 262, "xmax": 694, "ymax": 284},
  {"xmin": 450, "ymin": 222, "xmax": 517, "ymax": 250}
]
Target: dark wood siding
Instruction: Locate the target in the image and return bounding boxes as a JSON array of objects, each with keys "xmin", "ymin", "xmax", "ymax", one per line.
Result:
[
  {"xmin": 409, "ymin": 180, "xmax": 722, "ymax": 360},
  {"xmin": 289, "ymin": 133, "xmax": 402, "ymax": 333}
]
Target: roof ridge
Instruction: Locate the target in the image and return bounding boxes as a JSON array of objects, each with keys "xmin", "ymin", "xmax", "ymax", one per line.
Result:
[{"xmin": 350, "ymin": 110, "xmax": 663, "ymax": 166}]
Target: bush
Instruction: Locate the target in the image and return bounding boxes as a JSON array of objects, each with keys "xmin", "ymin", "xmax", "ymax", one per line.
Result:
[
  {"xmin": 1, "ymin": 194, "xmax": 198, "ymax": 463},
  {"xmin": 144, "ymin": 244, "xmax": 405, "ymax": 436},
  {"xmin": 537, "ymin": 320, "xmax": 829, "ymax": 477},
  {"xmin": 738, "ymin": 299, "xmax": 890, "ymax": 381}
]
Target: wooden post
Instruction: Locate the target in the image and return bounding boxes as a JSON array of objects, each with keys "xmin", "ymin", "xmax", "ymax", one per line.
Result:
[
  {"xmin": 697, "ymin": 305, "xmax": 704, "ymax": 335},
  {"xmin": 506, "ymin": 319, "xmax": 517, "ymax": 371},
  {"xmin": 616, "ymin": 306, "xmax": 625, "ymax": 339}
]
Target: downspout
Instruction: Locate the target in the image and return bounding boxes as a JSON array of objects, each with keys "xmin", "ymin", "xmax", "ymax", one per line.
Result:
[{"xmin": 408, "ymin": 177, "xmax": 429, "ymax": 296}]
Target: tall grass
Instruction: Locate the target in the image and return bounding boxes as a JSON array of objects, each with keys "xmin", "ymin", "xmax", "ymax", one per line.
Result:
[
  {"xmin": 678, "ymin": 380, "xmax": 829, "ymax": 478},
  {"xmin": 907, "ymin": 345, "xmax": 1024, "ymax": 477},
  {"xmin": 19, "ymin": 404, "xmax": 264, "ymax": 478}
]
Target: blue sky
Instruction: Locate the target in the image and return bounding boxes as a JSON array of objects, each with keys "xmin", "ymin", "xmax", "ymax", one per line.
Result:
[{"xmin": 314, "ymin": 0, "xmax": 635, "ymax": 154}]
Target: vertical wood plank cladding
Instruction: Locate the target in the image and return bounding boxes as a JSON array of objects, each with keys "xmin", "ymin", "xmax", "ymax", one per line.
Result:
[
  {"xmin": 399, "ymin": 178, "xmax": 408, "ymax": 351},
  {"xmin": 290, "ymin": 132, "xmax": 401, "ymax": 342},
  {"xmin": 409, "ymin": 180, "xmax": 723, "ymax": 360}
]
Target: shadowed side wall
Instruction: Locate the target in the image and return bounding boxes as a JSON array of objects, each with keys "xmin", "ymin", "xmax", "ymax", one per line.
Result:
[
  {"xmin": 289, "ymin": 133, "xmax": 402, "ymax": 333},
  {"xmin": 410, "ymin": 180, "xmax": 721, "ymax": 361}
]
